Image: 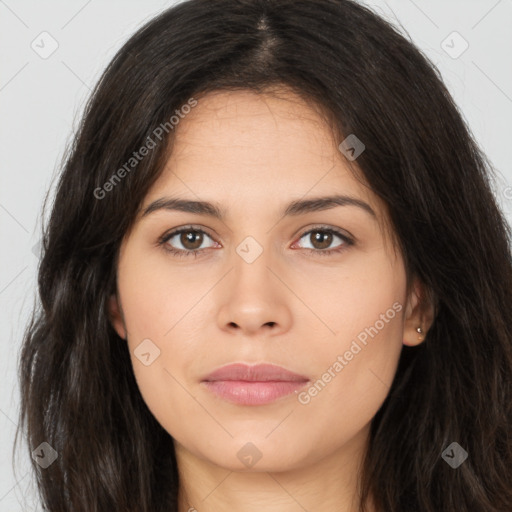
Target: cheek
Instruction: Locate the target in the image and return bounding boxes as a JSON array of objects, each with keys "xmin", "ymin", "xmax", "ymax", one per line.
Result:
[
  {"xmin": 294, "ymin": 250, "xmax": 406, "ymax": 413},
  {"xmin": 291, "ymin": 305, "xmax": 404, "ymax": 463},
  {"xmin": 293, "ymin": 245, "xmax": 406, "ymax": 354},
  {"xmin": 118, "ymin": 252, "xmax": 212, "ymax": 340},
  {"xmin": 116, "ymin": 258, "xmax": 206, "ymax": 422}
]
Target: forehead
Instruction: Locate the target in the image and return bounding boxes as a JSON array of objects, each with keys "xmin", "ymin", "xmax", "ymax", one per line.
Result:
[
  {"xmin": 141, "ymin": 89, "xmax": 393, "ymax": 243},
  {"xmin": 171, "ymin": 88, "xmax": 338, "ymax": 165},
  {"xmin": 157, "ymin": 90, "xmax": 369, "ymax": 198}
]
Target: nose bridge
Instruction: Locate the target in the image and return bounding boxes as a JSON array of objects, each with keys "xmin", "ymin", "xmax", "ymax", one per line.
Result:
[
  {"xmin": 215, "ymin": 232, "xmax": 292, "ymax": 334},
  {"xmin": 231, "ymin": 233, "xmax": 277, "ymax": 299}
]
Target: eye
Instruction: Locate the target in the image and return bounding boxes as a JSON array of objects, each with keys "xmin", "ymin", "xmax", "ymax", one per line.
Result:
[
  {"xmin": 292, "ymin": 226, "xmax": 354, "ymax": 256},
  {"xmin": 157, "ymin": 225, "xmax": 354, "ymax": 258},
  {"xmin": 158, "ymin": 226, "xmax": 218, "ymax": 258}
]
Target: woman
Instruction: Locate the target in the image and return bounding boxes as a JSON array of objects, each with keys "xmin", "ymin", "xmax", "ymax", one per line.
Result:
[{"xmin": 16, "ymin": 0, "xmax": 512, "ymax": 511}]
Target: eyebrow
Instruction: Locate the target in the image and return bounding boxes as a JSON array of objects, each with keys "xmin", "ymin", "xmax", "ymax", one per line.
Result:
[{"xmin": 141, "ymin": 194, "xmax": 376, "ymax": 220}]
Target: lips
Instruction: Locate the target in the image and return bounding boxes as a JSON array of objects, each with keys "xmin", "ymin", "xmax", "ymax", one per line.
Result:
[
  {"xmin": 202, "ymin": 363, "xmax": 309, "ymax": 383},
  {"xmin": 201, "ymin": 363, "xmax": 310, "ymax": 406}
]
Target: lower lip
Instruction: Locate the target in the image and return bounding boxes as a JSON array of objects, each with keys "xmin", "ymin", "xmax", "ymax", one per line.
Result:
[{"xmin": 202, "ymin": 380, "xmax": 309, "ymax": 405}]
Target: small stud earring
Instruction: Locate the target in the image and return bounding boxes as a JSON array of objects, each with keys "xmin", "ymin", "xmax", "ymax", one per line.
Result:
[{"xmin": 416, "ymin": 326, "xmax": 424, "ymax": 340}]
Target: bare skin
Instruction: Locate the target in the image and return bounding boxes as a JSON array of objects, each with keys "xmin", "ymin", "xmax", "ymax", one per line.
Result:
[{"xmin": 108, "ymin": 88, "xmax": 434, "ymax": 512}]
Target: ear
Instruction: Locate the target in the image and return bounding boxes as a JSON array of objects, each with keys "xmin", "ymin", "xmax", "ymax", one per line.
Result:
[
  {"xmin": 403, "ymin": 276, "xmax": 435, "ymax": 347},
  {"xmin": 108, "ymin": 293, "xmax": 127, "ymax": 340}
]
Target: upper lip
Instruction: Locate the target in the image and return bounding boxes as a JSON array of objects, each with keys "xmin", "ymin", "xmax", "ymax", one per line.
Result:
[{"xmin": 202, "ymin": 363, "xmax": 309, "ymax": 382}]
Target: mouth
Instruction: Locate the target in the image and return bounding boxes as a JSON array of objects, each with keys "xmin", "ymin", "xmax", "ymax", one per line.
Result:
[{"xmin": 201, "ymin": 363, "xmax": 310, "ymax": 406}]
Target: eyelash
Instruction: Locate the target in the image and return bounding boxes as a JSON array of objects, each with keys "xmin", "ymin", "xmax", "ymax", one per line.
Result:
[{"xmin": 157, "ymin": 224, "xmax": 354, "ymax": 258}]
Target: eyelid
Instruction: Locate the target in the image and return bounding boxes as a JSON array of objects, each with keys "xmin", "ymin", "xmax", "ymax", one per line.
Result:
[
  {"xmin": 293, "ymin": 224, "xmax": 354, "ymax": 243},
  {"xmin": 157, "ymin": 224, "xmax": 217, "ymax": 242}
]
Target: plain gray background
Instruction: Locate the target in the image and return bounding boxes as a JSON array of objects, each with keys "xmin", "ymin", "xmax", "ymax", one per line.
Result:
[{"xmin": 1, "ymin": 0, "xmax": 511, "ymax": 509}]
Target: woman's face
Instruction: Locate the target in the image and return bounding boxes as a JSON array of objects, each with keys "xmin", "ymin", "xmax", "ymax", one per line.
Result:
[{"xmin": 109, "ymin": 89, "xmax": 427, "ymax": 473}]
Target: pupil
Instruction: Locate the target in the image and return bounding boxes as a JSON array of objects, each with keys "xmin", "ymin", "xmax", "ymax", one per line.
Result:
[
  {"xmin": 182, "ymin": 231, "xmax": 202, "ymax": 249},
  {"xmin": 313, "ymin": 231, "xmax": 332, "ymax": 249}
]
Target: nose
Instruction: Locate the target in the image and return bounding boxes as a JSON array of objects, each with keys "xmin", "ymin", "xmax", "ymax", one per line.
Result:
[{"xmin": 215, "ymin": 250, "xmax": 293, "ymax": 337}]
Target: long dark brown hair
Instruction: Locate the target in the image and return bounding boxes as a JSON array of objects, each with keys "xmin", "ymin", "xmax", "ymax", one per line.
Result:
[{"xmin": 15, "ymin": 0, "xmax": 512, "ymax": 510}]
